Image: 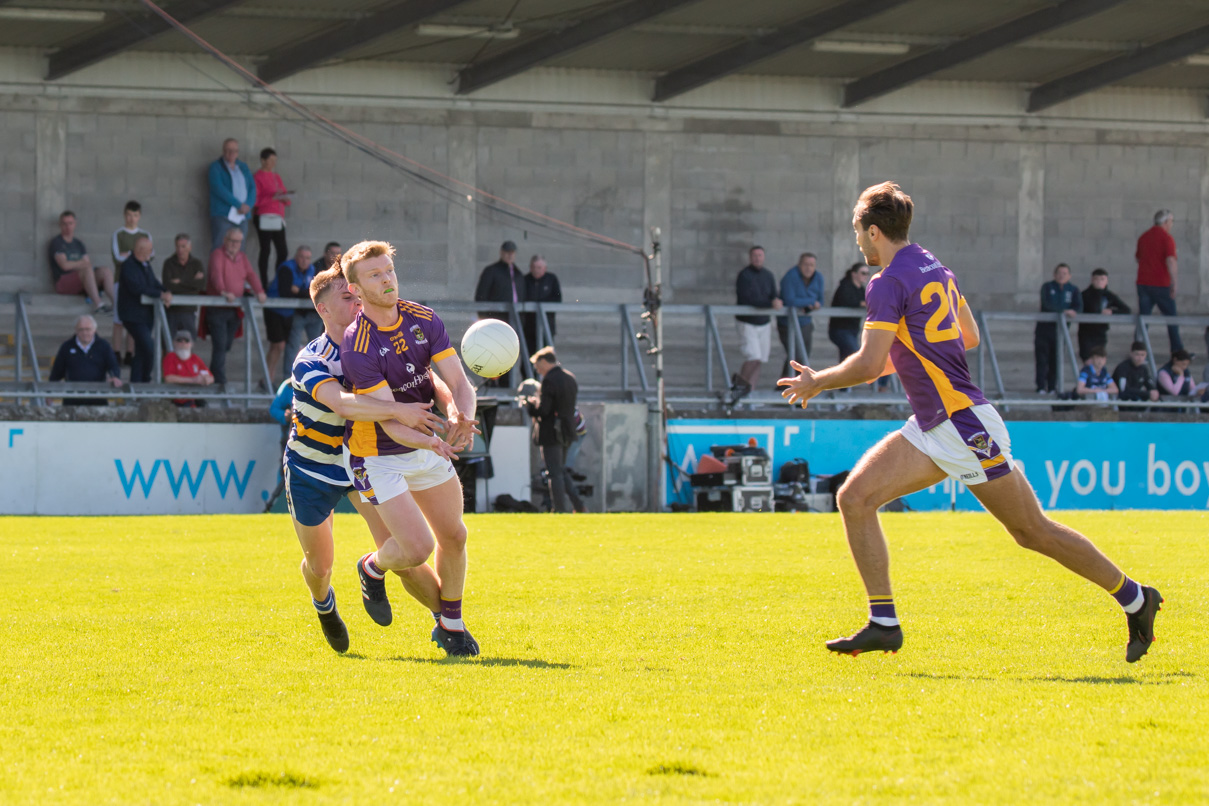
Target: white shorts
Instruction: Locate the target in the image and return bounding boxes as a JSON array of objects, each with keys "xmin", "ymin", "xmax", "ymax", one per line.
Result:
[
  {"xmin": 900, "ymin": 404, "xmax": 1015, "ymax": 486},
  {"xmin": 343, "ymin": 447, "xmax": 456, "ymax": 505},
  {"xmin": 737, "ymin": 321, "xmax": 771, "ymax": 362}
]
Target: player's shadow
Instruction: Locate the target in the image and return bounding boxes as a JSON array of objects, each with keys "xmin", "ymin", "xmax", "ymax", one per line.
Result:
[
  {"xmin": 1024, "ymin": 671, "xmax": 1196, "ymax": 685},
  {"xmin": 342, "ymin": 653, "xmax": 576, "ymax": 669},
  {"xmin": 897, "ymin": 672, "xmax": 995, "ymax": 681}
]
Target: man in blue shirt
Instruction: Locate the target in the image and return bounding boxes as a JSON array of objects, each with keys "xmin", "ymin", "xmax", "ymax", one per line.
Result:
[
  {"xmin": 280, "ymin": 245, "xmax": 323, "ymax": 376},
  {"xmin": 207, "ymin": 138, "xmax": 257, "ymax": 251},
  {"xmin": 1034, "ymin": 262, "xmax": 1081, "ymax": 394},
  {"xmin": 777, "ymin": 252, "xmax": 825, "ymax": 380}
]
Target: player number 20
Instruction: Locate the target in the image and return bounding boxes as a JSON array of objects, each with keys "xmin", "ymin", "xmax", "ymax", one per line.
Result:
[{"xmin": 921, "ymin": 279, "xmax": 962, "ymax": 343}]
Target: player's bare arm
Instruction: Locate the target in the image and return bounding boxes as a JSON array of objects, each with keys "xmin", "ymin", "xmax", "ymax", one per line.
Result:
[
  {"xmin": 312, "ymin": 379, "xmax": 443, "ymax": 434},
  {"xmin": 433, "ymin": 353, "xmax": 481, "ymax": 451},
  {"xmin": 354, "ymin": 382, "xmax": 459, "ymax": 460},
  {"xmin": 779, "ymin": 328, "xmax": 896, "ymax": 408},
  {"xmin": 429, "ymin": 370, "xmax": 467, "ymax": 442},
  {"xmin": 957, "ymin": 302, "xmax": 979, "ymax": 349}
]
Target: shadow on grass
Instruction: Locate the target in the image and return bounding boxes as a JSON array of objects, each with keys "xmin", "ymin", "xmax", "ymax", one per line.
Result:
[
  {"xmin": 227, "ymin": 771, "xmax": 319, "ymax": 789},
  {"xmin": 1025, "ymin": 671, "xmax": 1197, "ymax": 685},
  {"xmin": 342, "ymin": 653, "xmax": 577, "ymax": 669},
  {"xmin": 897, "ymin": 672, "xmax": 996, "ymax": 681}
]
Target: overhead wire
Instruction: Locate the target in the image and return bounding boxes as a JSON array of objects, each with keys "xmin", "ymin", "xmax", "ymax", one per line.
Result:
[{"xmin": 132, "ymin": 0, "xmax": 645, "ymax": 256}]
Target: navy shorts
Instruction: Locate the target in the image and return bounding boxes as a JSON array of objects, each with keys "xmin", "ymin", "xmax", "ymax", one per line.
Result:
[{"xmin": 284, "ymin": 460, "xmax": 353, "ymax": 527}]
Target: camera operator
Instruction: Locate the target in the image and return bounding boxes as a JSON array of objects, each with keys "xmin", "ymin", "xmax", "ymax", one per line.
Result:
[{"xmin": 523, "ymin": 347, "xmax": 583, "ymax": 513}]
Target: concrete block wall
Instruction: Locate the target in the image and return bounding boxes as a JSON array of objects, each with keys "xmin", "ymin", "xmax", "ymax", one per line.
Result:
[
  {"xmin": 669, "ymin": 132, "xmax": 834, "ymax": 301},
  {"xmin": 861, "ymin": 138, "xmax": 1020, "ymax": 306},
  {"xmin": 2, "ymin": 111, "xmax": 37, "ymax": 288},
  {"xmin": 9, "ymin": 96, "xmax": 1209, "ymax": 323},
  {"xmin": 474, "ymin": 126, "xmax": 646, "ymax": 294},
  {"xmin": 1043, "ymin": 143, "xmax": 1203, "ymax": 298}
]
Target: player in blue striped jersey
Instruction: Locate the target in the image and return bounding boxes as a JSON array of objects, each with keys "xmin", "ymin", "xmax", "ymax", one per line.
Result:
[{"xmin": 285, "ymin": 266, "xmax": 457, "ymax": 652}]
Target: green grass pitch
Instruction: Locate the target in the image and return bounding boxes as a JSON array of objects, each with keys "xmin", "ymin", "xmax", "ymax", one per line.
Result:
[{"xmin": 2, "ymin": 512, "xmax": 1206, "ymax": 804}]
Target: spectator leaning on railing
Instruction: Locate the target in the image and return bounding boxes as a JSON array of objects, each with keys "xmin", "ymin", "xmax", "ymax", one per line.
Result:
[
  {"xmin": 205, "ymin": 228, "xmax": 266, "ymax": 388},
  {"xmin": 732, "ymin": 245, "xmax": 782, "ymax": 393},
  {"xmin": 522, "ymin": 254, "xmax": 561, "ymax": 351},
  {"xmin": 117, "ymin": 234, "xmax": 171, "ymax": 384},
  {"xmin": 161, "ymin": 233, "xmax": 206, "ymax": 339},
  {"xmin": 777, "ymin": 251, "xmax": 824, "ymax": 380},
  {"xmin": 1078, "ymin": 268, "xmax": 1129, "ymax": 360},
  {"xmin": 281, "ymin": 246, "xmax": 323, "ymax": 377},
  {"xmin": 1034, "ymin": 262, "xmax": 1081, "ymax": 395},
  {"xmin": 49, "ymin": 315, "xmax": 123, "ymax": 405},
  {"xmin": 828, "ymin": 263, "xmax": 870, "ymax": 362}
]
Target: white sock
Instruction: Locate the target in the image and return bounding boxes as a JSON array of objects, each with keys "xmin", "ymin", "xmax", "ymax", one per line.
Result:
[{"xmin": 1122, "ymin": 586, "xmax": 1145, "ymax": 614}]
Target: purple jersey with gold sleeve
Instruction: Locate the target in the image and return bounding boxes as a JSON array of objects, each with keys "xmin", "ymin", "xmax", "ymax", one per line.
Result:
[
  {"xmin": 340, "ymin": 299, "xmax": 457, "ymax": 457},
  {"xmin": 863, "ymin": 244, "xmax": 988, "ymax": 431}
]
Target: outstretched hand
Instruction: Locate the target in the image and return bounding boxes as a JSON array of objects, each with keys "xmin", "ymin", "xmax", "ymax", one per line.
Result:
[
  {"xmin": 428, "ymin": 435, "xmax": 460, "ymax": 462},
  {"xmin": 396, "ymin": 401, "xmax": 444, "ymax": 435},
  {"xmin": 777, "ymin": 360, "xmax": 822, "ymax": 409},
  {"xmin": 445, "ymin": 412, "xmax": 482, "ymax": 451}
]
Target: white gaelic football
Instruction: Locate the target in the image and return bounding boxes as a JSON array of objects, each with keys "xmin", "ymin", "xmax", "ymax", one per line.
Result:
[{"xmin": 461, "ymin": 319, "xmax": 520, "ymax": 379}]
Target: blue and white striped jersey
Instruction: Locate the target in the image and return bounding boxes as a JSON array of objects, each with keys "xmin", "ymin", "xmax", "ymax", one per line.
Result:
[{"xmin": 285, "ymin": 333, "xmax": 351, "ymax": 486}]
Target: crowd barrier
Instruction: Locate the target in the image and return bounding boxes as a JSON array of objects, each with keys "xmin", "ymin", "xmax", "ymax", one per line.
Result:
[{"xmin": 6, "ymin": 292, "xmax": 1209, "ymax": 409}]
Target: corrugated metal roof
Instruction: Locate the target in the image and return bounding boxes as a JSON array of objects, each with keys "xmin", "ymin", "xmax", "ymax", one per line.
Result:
[{"xmin": 15, "ymin": 0, "xmax": 1209, "ymax": 96}]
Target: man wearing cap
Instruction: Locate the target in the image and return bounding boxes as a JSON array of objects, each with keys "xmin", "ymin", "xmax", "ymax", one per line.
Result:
[
  {"xmin": 475, "ymin": 240, "xmax": 527, "ymax": 387},
  {"xmin": 475, "ymin": 240, "xmax": 527, "ymax": 323},
  {"xmin": 162, "ymin": 330, "xmax": 214, "ymax": 407},
  {"xmin": 1136, "ymin": 209, "xmax": 1184, "ymax": 353}
]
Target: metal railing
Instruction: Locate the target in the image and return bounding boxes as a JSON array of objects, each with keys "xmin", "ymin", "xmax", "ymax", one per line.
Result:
[{"xmin": 6, "ymin": 293, "xmax": 1209, "ymax": 410}]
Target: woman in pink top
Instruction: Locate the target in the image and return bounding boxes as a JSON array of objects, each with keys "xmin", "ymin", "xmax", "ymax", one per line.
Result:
[{"xmin": 253, "ymin": 147, "xmax": 291, "ymax": 289}]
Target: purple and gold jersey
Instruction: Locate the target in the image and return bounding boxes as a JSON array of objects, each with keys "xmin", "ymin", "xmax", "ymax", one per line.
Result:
[
  {"xmin": 864, "ymin": 244, "xmax": 988, "ymax": 431},
  {"xmin": 340, "ymin": 300, "xmax": 456, "ymax": 458}
]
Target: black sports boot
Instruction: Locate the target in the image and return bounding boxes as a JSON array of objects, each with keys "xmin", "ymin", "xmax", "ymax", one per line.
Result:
[
  {"xmin": 1126, "ymin": 586, "xmax": 1163, "ymax": 663},
  {"xmin": 826, "ymin": 622, "xmax": 904, "ymax": 656},
  {"xmin": 432, "ymin": 623, "xmax": 480, "ymax": 657},
  {"xmin": 357, "ymin": 553, "xmax": 392, "ymax": 627},
  {"xmin": 317, "ymin": 606, "xmax": 350, "ymax": 654}
]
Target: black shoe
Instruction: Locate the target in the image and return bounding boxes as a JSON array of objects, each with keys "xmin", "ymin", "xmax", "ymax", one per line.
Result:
[
  {"xmin": 826, "ymin": 622, "xmax": 904, "ymax": 656},
  {"xmin": 1126, "ymin": 586, "xmax": 1163, "ymax": 663},
  {"xmin": 316, "ymin": 606, "xmax": 350, "ymax": 653},
  {"xmin": 432, "ymin": 623, "xmax": 480, "ymax": 657},
  {"xmin": 357, "ymin": 553, "xmax": 392, "ymax": 627}
]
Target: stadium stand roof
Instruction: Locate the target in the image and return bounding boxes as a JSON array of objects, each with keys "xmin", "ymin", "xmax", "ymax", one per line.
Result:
[{"xmin": 17, "ymin": 0, "xmax": 1209, "ymax": 109}]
